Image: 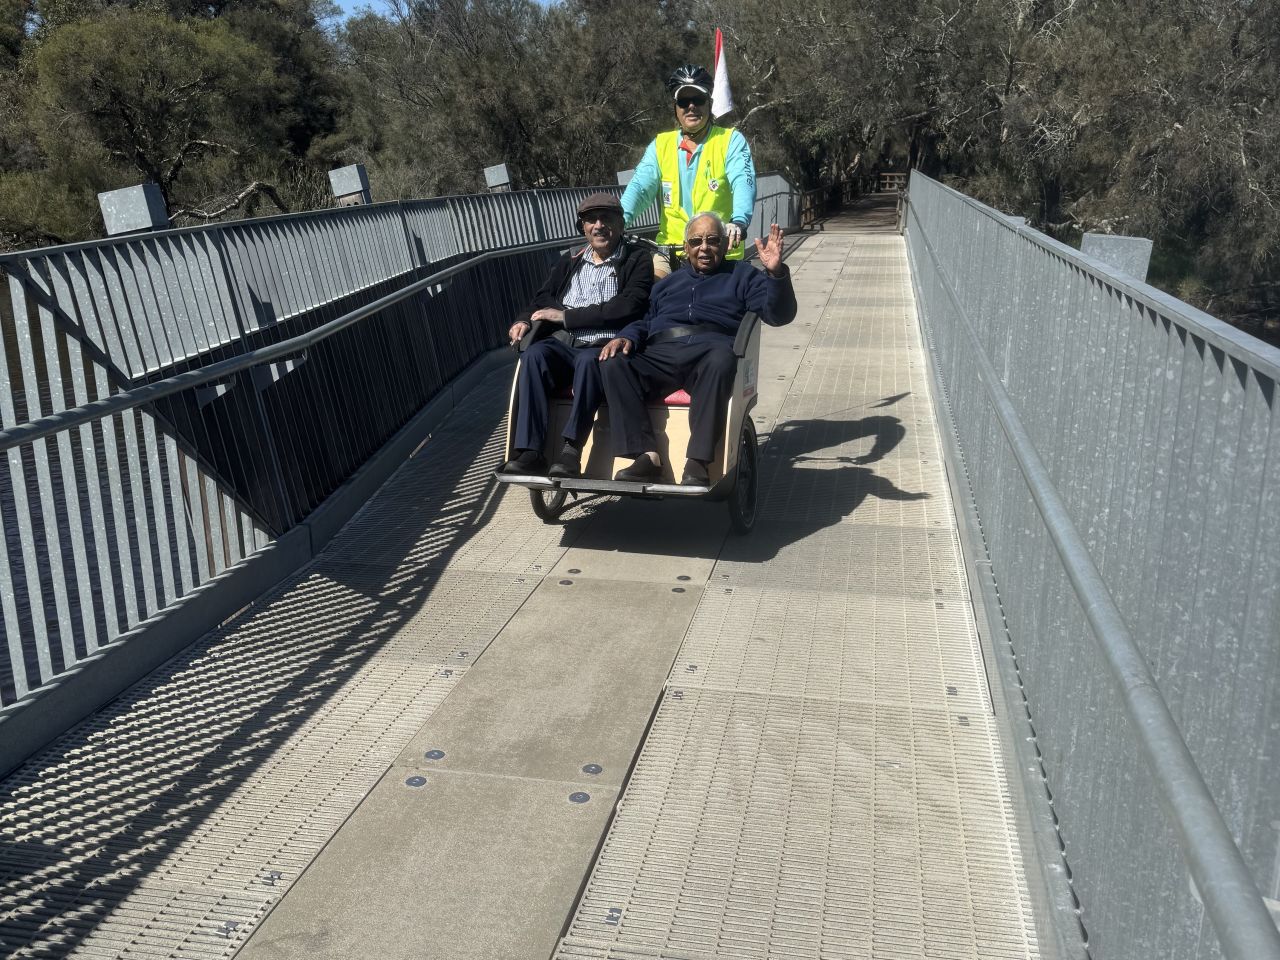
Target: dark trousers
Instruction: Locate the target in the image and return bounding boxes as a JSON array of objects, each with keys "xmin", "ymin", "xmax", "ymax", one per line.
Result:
[
  {"xmin": 514, "ymin": 337, "xmax": 606, "ymax": 451},
  {"xmin": 600, "ymin": 338, "xmax": 737, "ymax": 462}
]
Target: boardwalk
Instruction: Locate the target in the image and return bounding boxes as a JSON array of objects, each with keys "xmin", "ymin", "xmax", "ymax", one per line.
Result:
[{"xmin": 0, "ymin": 203, "xmax": 1040, "ymax": 959}]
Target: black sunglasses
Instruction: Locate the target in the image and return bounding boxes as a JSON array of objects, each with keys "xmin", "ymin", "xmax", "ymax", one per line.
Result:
[{"xmin": 676, "ymin": 95, "xmax": 708, "ymax": 109}]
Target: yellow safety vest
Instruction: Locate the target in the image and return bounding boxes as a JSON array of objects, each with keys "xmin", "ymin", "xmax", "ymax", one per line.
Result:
[{"xmin": 655, "ymin": 125, "xmax": 743, "ymax": 259}]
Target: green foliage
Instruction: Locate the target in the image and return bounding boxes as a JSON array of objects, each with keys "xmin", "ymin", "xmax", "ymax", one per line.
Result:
[
  {"xmin": 33, "ymin": 10, "xmax": 279, "ymax": 188},
  {"xmin": 0, "ymin": 0, "xmax": 1275, "ymax": 331},
  {"xmin": 0, "ymin": 0, "xmax": 30, "ymax": 69},
  {"xmin": 334, "ymin": 0, "xmax": 699, "ymax": 199},
  {"xmin": 0, "ymin": 0, "xmax": 344, "ymax": 241}
]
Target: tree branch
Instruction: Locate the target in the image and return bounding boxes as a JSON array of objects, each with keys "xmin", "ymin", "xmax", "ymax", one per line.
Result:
[
  {"xmin": 170, "ymin": 181, "xmax": 289, "ymax": 221},
  {"xmin": 738, "ymin": 96, "xmax": 794, "ymax": 128},
  {"xmin": 163, "ymin": 139, "xmax": 243, "ymax": 188}
]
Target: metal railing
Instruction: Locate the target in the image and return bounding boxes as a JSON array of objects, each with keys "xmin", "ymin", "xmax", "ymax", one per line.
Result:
[
  {"xmin": 904, "ymin": 171, "xmax": 1280, "ymax": 960},
  {"xmin": 0, "ymin": 176, "xmax": 801, "ymax": 719},
  {"xmin": 0, "ymin": 185, "xmax": 650, "ymax": 711}
]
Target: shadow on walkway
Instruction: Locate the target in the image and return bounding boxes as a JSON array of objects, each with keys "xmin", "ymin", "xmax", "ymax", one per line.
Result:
[{"xmin": 0, "ymin": 372, "xmax": 593, "ymax": 957}]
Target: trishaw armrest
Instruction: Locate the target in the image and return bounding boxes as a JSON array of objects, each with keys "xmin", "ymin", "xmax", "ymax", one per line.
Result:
[{"xmin": 733, "ymin": 312, "xmax": 760, "ymax": 358}]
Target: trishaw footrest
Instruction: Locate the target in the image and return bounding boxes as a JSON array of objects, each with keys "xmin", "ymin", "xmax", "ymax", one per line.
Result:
[
  {"xmin": 493, "ymin": 472, "xmax": 555, "ymax": 488},
  {"xmin": 556, "ymin": 478, "xmax": 709, "ymax": 496}
]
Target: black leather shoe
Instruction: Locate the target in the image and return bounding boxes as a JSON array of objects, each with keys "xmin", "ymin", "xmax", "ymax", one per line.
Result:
[
  {"xmin": 547, "ymin": 446, "xmax": 581, "ymax": 479},
  {"xmin": 681, "ymin": 459, "xmax": 710, "ymax": 486},
  {"xmin": 499, "ymin": 450, "xmax": 548, "ymax": 475},
  {"xmin": 614, "ymin": 456, "xmax": 662, "ymax": 482}
]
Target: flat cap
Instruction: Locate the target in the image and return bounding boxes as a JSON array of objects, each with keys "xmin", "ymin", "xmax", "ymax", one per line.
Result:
[{"xmin": 576, "ymin": 191, "xmax": 623, "ymax": 218}]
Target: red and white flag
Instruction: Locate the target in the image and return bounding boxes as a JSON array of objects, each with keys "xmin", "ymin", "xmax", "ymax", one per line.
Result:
[{"xmin": 712, "ymin": 28, "xmax": 734, "ymax": 119}]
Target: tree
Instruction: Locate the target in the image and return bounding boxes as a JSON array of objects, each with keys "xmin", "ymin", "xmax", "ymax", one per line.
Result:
[{"xmin": 334, "ymin": 0, "xmax": 699, "ymax": 199}]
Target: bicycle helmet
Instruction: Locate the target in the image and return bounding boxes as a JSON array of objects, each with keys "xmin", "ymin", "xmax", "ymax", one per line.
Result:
[{"xmin": 666, "ymin": 64, "xmax": 713, "ymax": 98}]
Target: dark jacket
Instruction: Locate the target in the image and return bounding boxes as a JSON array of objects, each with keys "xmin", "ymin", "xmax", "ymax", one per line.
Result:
[
  {"xmin": 516, "ymin": 238, "xmax": 654, "ymax": 347},
  {"xmin": 615, "ymin": 260, "xmax": 797, "ymax": 347}
]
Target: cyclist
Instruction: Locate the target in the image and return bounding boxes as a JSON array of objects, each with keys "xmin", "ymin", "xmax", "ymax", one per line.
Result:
[{"xmin": 621, "ymin": 64, "xmax": 757, "ymax": 278}]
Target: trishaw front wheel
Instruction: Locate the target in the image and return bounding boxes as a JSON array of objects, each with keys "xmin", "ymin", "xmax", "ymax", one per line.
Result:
[{"xmin": 530, "ymin": 487, "xmax": 568, "ymax": 523}]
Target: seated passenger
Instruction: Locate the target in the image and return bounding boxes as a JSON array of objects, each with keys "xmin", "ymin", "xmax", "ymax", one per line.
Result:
[
  {"xmin": 598, "ymin": 213, "xmax": 795, "ymax": 485},
  {"xmin": 500, "ymin": 192, "xmax": 654, "ymax": 478}
]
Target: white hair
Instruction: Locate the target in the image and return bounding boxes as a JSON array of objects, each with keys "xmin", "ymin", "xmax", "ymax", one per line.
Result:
[{"xmin": 684, "ymin": 212, "xmax": 728, "ymax": 241}]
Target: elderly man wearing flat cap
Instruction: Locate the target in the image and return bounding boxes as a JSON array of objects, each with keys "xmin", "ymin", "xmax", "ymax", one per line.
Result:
[{"xmin": 500, "ymin": 191, "xmax": 654, "ymax": 478}]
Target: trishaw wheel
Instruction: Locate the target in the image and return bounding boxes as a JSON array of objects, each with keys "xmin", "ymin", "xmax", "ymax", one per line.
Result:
[
  {"xmin": 530, "ymin": 487, "xmax": 568, "ymax": 523},
  {"xmin": 728, "ymin": 418, "xmax": 759, "ymax": 534}
]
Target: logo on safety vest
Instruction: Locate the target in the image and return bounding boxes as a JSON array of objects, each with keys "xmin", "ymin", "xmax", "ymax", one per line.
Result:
[{"xmin": 707, "ymin": 178, "xmax": 720, "ymax": 193}]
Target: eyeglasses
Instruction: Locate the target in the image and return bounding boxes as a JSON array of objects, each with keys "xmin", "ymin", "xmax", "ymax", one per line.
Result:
[
  {"xmin": 685, "ymin": 235, "xmax": 723, "ymax": 248},
  {"xmin": 579, "ymin": 212, "xmax": 617, "ymax": 225},
  {"xmin": 676, "ymin": 95, "xmax": 708, "ymax": 109}
]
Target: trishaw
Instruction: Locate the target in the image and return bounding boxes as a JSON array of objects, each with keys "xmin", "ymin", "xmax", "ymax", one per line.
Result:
[{"xmin": 492, "ymin": 312, "xmax": 762, "ymax": 533}]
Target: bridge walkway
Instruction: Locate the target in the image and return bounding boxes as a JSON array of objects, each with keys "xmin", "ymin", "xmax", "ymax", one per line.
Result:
[{"xmin": 0, "ymin": 199, "xmax": 1041, "ymax": 959}]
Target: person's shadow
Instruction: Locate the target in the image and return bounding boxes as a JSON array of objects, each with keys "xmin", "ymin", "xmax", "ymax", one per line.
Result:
[{"xmin": 724, "ymin": 405, "xmax": 931, "ymax": 561}]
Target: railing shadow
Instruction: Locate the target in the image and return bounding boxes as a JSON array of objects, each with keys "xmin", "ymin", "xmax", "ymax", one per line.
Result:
[{"xmin": 0, "ymin": 369, "xmax": 592, "ymax": 956}]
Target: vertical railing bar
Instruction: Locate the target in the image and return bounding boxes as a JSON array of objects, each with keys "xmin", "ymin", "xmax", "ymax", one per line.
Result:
[
  {"xmin": 268, "ymin": 219, "xmax": 303, "ymax": 319},
  {"xmin": 139, "ymin": 414, "xmax": 177, "ymax": 608},
  {"xmin": 291, "ymin": 218, "xmax": 344, "ymax": 505},
  {"xmin": 119, "ymin": 406, "xmax": 159, "ymax": 617},
  {"xmin": 1146, "ymin": 322, "xmax": 1193, "ymax": 684},
  {"xmin": 257, "ymin": 221, "xmax": 292, "ymax": 323},
  {"xmin": 221, "ymin": 486, "xmax": 241, "ymax": 566},
  {"xmin": 183, "ymin": 448, "xmax": 211, "ymax": 586},
  {"xmin": 163, "ymin": 431, "xmax": 195, "ymax": 596},
  {"xmin": 361, "ymin": 212, "xmax": 404, "ymax": 450},
  {"xmin": 201, "ymin": 472, "xmax": 224, "ymax": 576},
  {"xmin": 0, "ymin": 501, "xmax": 26, "ymax": 704},
  {"xmin": 94, "ymin": 367, "xmax": 137, "ymax": 630}
]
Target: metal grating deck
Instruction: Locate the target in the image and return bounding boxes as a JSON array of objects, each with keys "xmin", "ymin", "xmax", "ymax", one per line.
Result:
[
  {"xmin": 556, "ymin": 228, "xmax": 1040, "ymax": 959},
  {"xmin": 561, "ymin": 688, "xmax": 1032, "ymax": 959}
]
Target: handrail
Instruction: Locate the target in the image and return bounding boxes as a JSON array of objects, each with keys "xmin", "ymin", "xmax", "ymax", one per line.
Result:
[
  {"xmin": 0, "ymin": 235, "xmax": 580, "ymax": 454},
  {"xmin": 906, "ymin": 180, "xmax": 1280, "ymax": 960},
  {"xmin": 915, "ymin": 175, "xmax": 1280, "ymax": 380}
]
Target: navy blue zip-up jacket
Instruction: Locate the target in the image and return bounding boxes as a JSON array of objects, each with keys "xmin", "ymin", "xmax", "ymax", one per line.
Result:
[{"xmin": 615, "ymin": 260, "xmax": 797, "ymax": 347}]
